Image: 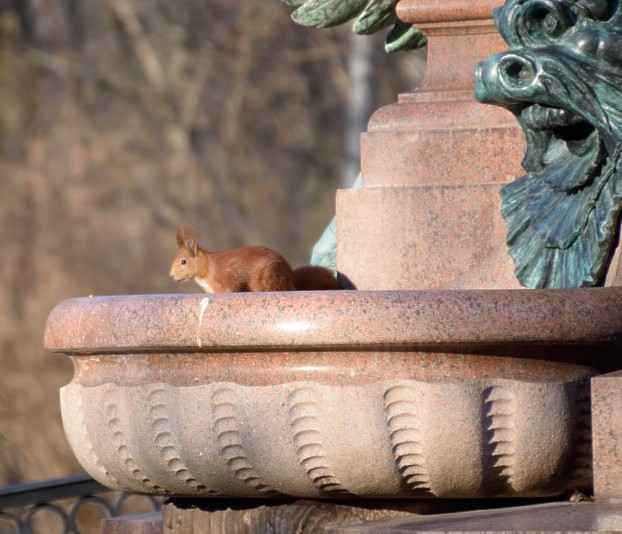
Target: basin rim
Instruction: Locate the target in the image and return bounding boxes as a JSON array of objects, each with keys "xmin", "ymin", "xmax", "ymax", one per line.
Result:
[{"xmin": 44, "ymin": 288, "xmax": 622, "ymax": 355}]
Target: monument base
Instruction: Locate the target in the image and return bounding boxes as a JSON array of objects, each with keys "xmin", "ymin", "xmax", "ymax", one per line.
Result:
[
  {"xmin": 329, "ymin": 501, "xmax": 622, "ymax": 533},
  {"xmin": 103, "ymin": 500, "xmax": 622, "ymax": 533},
  {"xmin": 102, "ymin": 512, "xmax": 163, "ymax": 534}
]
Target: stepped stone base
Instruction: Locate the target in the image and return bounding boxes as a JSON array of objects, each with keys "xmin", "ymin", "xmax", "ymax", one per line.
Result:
[
  {"xmin": 592, "ymin": 372, "xmax": 622, "ymax": 498},
  {"xmin": 161, "ymin": 500, "xmax": 413, "ymax": 533},
  {"xmin": 102, "ymin": 501, "xmax": 622, "ymax": 533},
  {"xmin": 361, "ymin": 111, "xmax": 524, "ymax": 187},
  {"xmin": 337, "ymin": 184, "xmax": 521, "ymax": 290},
  {"xmin": 102, "ymin": 513, "xmax": 163, "ymax": 534},
  {"xmin": 329, "ymin": 501, "xmax": 622, "ymax": 533}
]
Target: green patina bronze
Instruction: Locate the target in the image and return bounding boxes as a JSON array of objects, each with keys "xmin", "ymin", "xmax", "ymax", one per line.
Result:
[
  {"xmin": 310, "ymin": 174, "xmax": 363, "ymax": 272},
  {"xmin": 476, "ymin": 0, "xmax": 622, "ymax": 288},
  {"xmin": 280, "ymin": 0, "xmax": 426, "ymax": 53}
]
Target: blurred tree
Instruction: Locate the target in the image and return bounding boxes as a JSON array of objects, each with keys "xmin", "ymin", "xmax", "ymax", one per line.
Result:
[
  {"xmin": 0, "ymin": 0, "xmax": 36, "ymax": 42},
  {"xmin": 344, "ymin": 33, "xmax": 375, "ymax": 187},
  {"xmin": 0, "ymin": 0, "xmax": 423, "ymax": 484}
]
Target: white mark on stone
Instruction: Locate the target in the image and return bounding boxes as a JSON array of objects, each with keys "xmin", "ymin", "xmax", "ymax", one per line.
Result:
[
  {"xmin": 277, "ymin": 320, "xmax": 313, "ymax": 334},
  {"xmin": 197, "ymin": 297, "xmax": 211, "ymax": 348}
]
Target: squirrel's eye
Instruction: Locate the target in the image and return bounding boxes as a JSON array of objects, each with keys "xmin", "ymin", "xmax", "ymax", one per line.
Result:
[{"xmin": 180, "ymin": 259, "xmax": 187, "ymax": 265}]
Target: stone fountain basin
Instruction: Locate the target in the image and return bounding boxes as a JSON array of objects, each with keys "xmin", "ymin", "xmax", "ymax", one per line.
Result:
[{"xmin": 45, "ymin": 289, "xmax": 622, "ymax": 499}]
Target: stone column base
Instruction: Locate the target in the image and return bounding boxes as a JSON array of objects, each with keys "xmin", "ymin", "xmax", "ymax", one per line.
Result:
[
  {"xmin": 592, "ymin": 371, "xmax": 622, "ymax": 499},
  {"xmin": 159, "ymin": 500, "xmax": 415, "ymax": 533},
  {"xmin": 327, "ymin": 501, "xmax": 622, "ymax": 533},
  {"xmin": 102, "ymin": 512, "xmax": 163, "ymax": 534}
]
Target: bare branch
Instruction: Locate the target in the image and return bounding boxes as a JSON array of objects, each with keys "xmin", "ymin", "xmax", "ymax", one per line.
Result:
[{"xmin": 107, "ymin": 0, "xmax": 166, "ymax": 93}]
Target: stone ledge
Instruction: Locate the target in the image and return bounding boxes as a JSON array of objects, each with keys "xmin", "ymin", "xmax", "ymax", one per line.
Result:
[
  {"xmin": 592, "ymin": 372, "xmax": 622, "ymax": 499},
  {"xmin": 396, "ymin": 0, "xmax": 501, "ymax": 24},
  {"xmin": 45, "ymin": 290, "xmax": 622, "ymax": 353},
  {"xmin": 328, "ymin": 501, "xmax": 622, "ymax": 533}
]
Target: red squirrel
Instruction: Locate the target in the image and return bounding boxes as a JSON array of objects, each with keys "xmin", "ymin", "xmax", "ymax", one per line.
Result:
[{"xmin": 170, "ymin": 225, "xmax": 340, "ymax": 292}]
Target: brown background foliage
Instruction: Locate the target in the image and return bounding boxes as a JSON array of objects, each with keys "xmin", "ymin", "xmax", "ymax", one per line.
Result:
[{"xmin": 0, "ymin": 0, "xmax": 424, "ymax": 485}]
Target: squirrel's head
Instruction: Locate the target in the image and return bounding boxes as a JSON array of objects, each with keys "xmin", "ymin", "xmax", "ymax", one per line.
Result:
[{"xmin": 170, "ymin": 225, "xmax": 201, "ymax": 282}]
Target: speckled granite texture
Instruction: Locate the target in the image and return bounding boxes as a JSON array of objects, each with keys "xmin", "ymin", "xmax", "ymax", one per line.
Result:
[
  {"xmin": 45, "ymin": 290, "xmax": 622, "ymax": 498},
  {"xmin": 335, "ymin": 0, "xmax": 529, "ymax": 290},
  {"xmin": 328, "ymin": 501, "xmax": 622, "ymax": 532}
]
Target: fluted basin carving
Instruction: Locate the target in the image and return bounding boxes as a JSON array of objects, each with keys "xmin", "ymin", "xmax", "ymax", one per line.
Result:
[{"xmin": 45, "ymin": 289, "xmax": 622, "ymax": 499}]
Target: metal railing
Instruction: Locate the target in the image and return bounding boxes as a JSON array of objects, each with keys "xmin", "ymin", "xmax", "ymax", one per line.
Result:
[{"xmin": 0, "ymin": 474, "xmax": 160, "ymax": 533}]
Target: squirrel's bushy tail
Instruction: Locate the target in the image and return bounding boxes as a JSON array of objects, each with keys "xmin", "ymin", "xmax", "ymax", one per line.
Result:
[{"xmin": 293, "ymin": 266, "xmax": 340, "ymax": 291}]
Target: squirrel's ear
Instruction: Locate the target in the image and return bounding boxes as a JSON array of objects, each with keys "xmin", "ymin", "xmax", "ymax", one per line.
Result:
[
  {"xmin": 176, "ymin": 226, "xmax": 185, "ymax": 247},
  {"xmin": 177, "ymin": 225, "xmax": 200, "ymax": 256},
  {"xmin": 186, "ymin": 238, "xmax": 199, "ymax": 257}
]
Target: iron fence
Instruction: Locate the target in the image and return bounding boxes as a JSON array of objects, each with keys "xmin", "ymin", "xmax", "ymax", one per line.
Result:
[{"xmin": 0, "ymin": 474, "xmax": 160, "ymax": 533}]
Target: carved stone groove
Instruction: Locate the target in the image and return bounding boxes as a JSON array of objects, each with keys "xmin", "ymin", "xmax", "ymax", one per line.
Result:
[
  {"xmin": 482, "ymin": 386, "xmax": 515, "ymax": 493},
  {"xmin": 60, "ymin": 378, "xmax": 591, "ymax": 499},
  {"xmin": 213, "ymin": 388, "xmax": 276, "ymax": 495},
  {"xmin": 148, "ymin": 387, "xmax": 215, "ymax": 495},
  {"xmin": 383, "ymin": 385, "xmax": 433, "ymax": 496},
  {"xmin": 101, "ymin": 388, "xmax": 161, "ymax": 494},
  {"xmin": 288, "ymin": 388, "xmax": 350, "ymax": 495}
]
